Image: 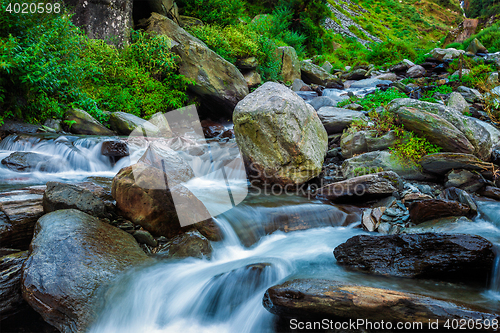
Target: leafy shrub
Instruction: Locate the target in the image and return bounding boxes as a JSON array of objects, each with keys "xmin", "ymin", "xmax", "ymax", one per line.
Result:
[
  {"xmin": 338, "ymin": 88, "xmax": 407, "ymax": 111},
  {"xmin": 390, "ymin": 130, "xmax": 442, "ymax": 166},
  {"xmin": 176, "ymin": 0, "xmax": 246, "ymax": 26}
]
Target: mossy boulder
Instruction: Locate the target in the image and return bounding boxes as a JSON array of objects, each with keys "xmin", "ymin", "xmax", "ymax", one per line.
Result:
[
  {"xmin": 276, "ymin": 46, "xmax": 301, "ymax": 83},
  {"xmin": 300, "ymin": 61, "xmax": 342, "ymax": 88},
  {"xmin": 233, "ymin": 82, "xmax": 327, "ymax": 187},
  {"xmin": 340, "ymin": 130, "xmax": 397, "ymax": 159},
  {"xmin": 146, "ymin": 13, "xmax": 248, "ymax": 117}
]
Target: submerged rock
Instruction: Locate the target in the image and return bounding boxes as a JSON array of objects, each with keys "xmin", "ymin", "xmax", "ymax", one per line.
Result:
[
  {"xmin": 334, "ymin": 233, "xmax": 494, "ymax": 283},
  {"xmin": 1, "ymin": 152, "xmax": 65, "ymax": 172},
  {"xmin": 263, "ymin": 279, "xmax": 497, "ymax": 326},
  {"xmin": 21, "ymin": 209, "xmax": 153, "ymax": 333},
  {"xmin": 0, "ymin": 196, "xmax": 44, "ymax": 250},
  {"xmin": 233, "ymin": 82, "xmax": 327, "ymax": 187}
]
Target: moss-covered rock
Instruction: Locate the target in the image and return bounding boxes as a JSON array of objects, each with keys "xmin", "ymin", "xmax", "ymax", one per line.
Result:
[{"xmin": 233, "ymin": 82, "xmax": 327, "ymax": 187}]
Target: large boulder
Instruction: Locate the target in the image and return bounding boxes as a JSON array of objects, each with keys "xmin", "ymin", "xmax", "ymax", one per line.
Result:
[
  {"xmin": 112, "ymin": 163, "xmax": 221, "ymax": 239},
  {"xmin": 64, "ymin": 108, "xmax": 115, "ymax": 136},
  {"xmin": 263, "ymin": 279, "xmax": 497, "ymax": 326},
  {"xmin": 420, "ymin": 153, "xmax": 492, "ymax": 175},
  {"xmin": 341, "ymin": 151, "xmax": 434, "ymax": 181},
  {"xmin": 65, "ymin": 0, "xmax": 132, "ymax": 47},
  {"xmin": 0, "ymin": 251, "xmax": 28, "ymax": 321},
  {"xmin": 389, "ymin": 105, "xmax": 474, "ymax": 155},
  {"xmin": 340, "ymin": 130, "xmax": 397, "ymax": 159},
  {"xmin": 315, "ymin": 171, "xmax": 403, "ymax": 202},
  {"xmin": 406, "ymin": 65, "xmax": 426, "ymax": 78},
  {"xmin": 146, "ymin": 13, "xmax": 248, "ymax": 117},
  {"xmin": 300, "ymin": 61, "xmax": 342, "ymax": 87},
  {"xmin": 42, "ymin": 181, "xmax": 111, "ymax": 218},
  {"xmin": 316, "ymin": 107, "xmax": 366, "ymax": 135},
  {"xmin": 233, "ymin": 82, "xmax": 327, "ymax": 186},
  {"xmin": 21, "ymin": 209, "xmax": 153, "ymax": 333},
  {"xmin": 334, "ymin": 233, "xmax": 494, "ymax": 283},
  {"xmin": 0, "ymin": 194, "xmax": 44, "ymax": 250},
  {"xmin": 276, "ymin": 46, "xmax": 301, "ymax": 83}
]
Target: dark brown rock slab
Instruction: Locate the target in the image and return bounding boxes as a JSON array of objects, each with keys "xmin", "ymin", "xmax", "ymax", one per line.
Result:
[
  {"xmin": 333, "ymin": 233, "xmax": 494, "ymax": 283},
  {"xmin": 315, "ymin": 171, "xmax": 403, "ymax": 202},
  {"xmin": 263, "ymin": 279, "xmax": 498, "ymax": 326},
  {"xmin": 112, "ymin": 163, "xmax": 222, "ymax": 240},
  {"xmin": 0, "ymin": 197, "xmax": 44, "ymax": 250},
  {"xmin": 409, "ymin": 199, "xmax": 472, "ymax": 224},
  {"xmin": 0, "ymin": 250, "xmax": 28, "ymax": 321},
  {"xmin": 420, "ymin": 153, "xmax": 492, "ymax": 175},
  {"xmin": 101, "ymin": 140, "xmax": 129, "ymax": 157},
  {"xmin": 21, "ymin": 209, "xmax": 153, "ymax": 333}
]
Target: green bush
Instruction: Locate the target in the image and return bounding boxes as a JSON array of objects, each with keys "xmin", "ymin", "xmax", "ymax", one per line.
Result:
[
  {"xmin": 390, "ymin": 130, "xmax": 442, "ymax": 166},
  {"xmin": 176, "ymin": 0, "xmax": 246, "ymax": 26}
]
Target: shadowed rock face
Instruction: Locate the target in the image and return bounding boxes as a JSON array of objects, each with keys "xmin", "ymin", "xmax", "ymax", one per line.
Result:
[
  {"xmin": 333, "ymin": 233, "xmax": 494, "ymax": 283},
  {"xmin": 21, "ymin": 209, "xmax": 154, "ymax": 333},
  {"xmin": 263, "ymin": 279, "xmax": 498, "ymax": 327},
  {"xmin": 408, "ymin": 199, "xmax": 472, "ymax": 224}
]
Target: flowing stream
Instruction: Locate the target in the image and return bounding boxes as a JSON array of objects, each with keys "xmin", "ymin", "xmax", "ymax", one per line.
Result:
[{"xmin": 2, "ymin": 133, "xmax": 500, "ymax": 332}]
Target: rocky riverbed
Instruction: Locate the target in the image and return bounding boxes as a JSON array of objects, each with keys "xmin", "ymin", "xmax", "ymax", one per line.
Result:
[{"xmin": 1, "ymin": 17, "xmax": 500, "ymax": 332}]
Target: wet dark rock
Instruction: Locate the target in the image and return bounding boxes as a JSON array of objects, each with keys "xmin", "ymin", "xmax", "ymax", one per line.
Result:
[
  {"xmin": 43, "ymin": 181, "xmax": 111, "ymax": 218},
  {"xmin": 409, "ymin": 199, "xmax": 472, "ymax": 224},
  {"xmin": 21, "ymin": 209, "xmax": 154, "ymax": 333},
  {"xmin": 0, "ymin": 251, "xmax": 28, "ymax": 321},
  {"xmin": 315, "ymin": 171, "xmax": 403, "ymax": 202},
  {"xmin": 440, "ymin": 187, "xmax": 478, "ymax": 215},
  {"xmin": 263, "ymin": 279, "xmax": 498, "ymax": 326},
  {"xmin": 154, "ymin": 230, "xmax": 212, "ymax": 259},
  {"xmin": 101, "ymin": 140, "xmax": 129, "ymax": 157},
  {"xmin": 0, "ymin": 197, "xmax": 44, "ymax": 250},
  {"xmin": 334, "ymin": 233, "xmax": 494, "ymax": 283},
  {"xmin": 1, "ymin": 152, "xmax": 65, "ymax": 172},
  {"xmin": 132, "ymin": 229, "xmax": 158, "ymax": 247},
  {"xmin": 201, "ymin": 119, "xmax": 226, "ymax": 138},
  {"xmin": 445, "ymin": 169, "xmax": 485, "ymax": 192},
  {"xmin": 479, "ymin": 186, "xmax": 500, "ymax": 201}
]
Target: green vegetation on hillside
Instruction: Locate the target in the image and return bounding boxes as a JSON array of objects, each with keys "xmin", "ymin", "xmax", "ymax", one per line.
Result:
[
  {"xmin": 0, "ymin": 1, "xmax": 192, "ymax": 125},
  {"xmin": 465, "ymin": 0, "xmax": 500, "ymax": 18}
]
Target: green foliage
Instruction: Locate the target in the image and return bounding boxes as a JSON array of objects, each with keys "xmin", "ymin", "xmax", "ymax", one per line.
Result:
[
  {"xmin": 448, "ymin": 58, "xmax": 496, "ymax": 88},
  {"xmin": 466, "ymin": 0, "xmax": 500, "ymax": 18},
  {"xmin": 366, "ymin": 39, "xmax": 418, "ymax": 66},
  {"xmin": 0, "ymin": 5, "xmax": 192, "ymax": 124},
  {"xmin": 176, "ymin": 0, "xmax": 246, "ymax": 26},
  {"xmin": 449, "ymin": 23, "xmax": 500, "ymax": 53},
  {"xmin": 419, "ymin": 85, "xmax": 452, "ymax": 103},
  {"xmin": 390, "ymin": 130, "xmax": 442, "ymax": 166},
  {"xmin": 338, "ymin": 88, "xmax": 407, "ymax": 111}
]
